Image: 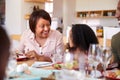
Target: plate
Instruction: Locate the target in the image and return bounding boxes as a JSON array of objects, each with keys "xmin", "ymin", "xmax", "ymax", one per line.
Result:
[
  {"xmin": 104, "ymin": 69, "xmax": 120, "ymax": 80},
  {"xmin": 31, "ymin": 61, "xmax": 53, "ymax": 68},
  {"xmin": 52, "ymin": 62, "xmax": 63, "ymax": 70},
  {"xmin": 106, "ymin": 76, "xmax": 120, "ymax": 80},
  {"xmin": 16, "ymin": 55, "xmax": 28, "ymax": 61}
]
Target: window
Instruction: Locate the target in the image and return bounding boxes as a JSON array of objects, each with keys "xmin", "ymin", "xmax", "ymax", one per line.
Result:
[{"xmin": 45, "ymin": 1, "xmax": 53, "ymax": 17}]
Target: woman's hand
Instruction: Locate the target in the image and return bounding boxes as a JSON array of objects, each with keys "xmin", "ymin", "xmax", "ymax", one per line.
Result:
[
  {"xmin": 25, "ymin": 51, "xmax": 52, "ymax": 62},
  {"xmin": 25, "ymin": 50, "xmax": 36, "ymax": 58}
]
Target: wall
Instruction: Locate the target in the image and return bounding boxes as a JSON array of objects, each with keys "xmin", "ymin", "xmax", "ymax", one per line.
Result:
[
  {"xmin": 79, "ymin": 18, "xmax": 118, "ymax": 27},
  {"xmin": 76, "ymin": 0, "xmax": 119, "ymax": 11},
  {"xmin": 100, "ymin": 18, "xmax": 118, "ymax": 27},
  {"xmin": 52, "ymin": 0, "xmax": 63, "ymax": 30},
  {"xmin": 53, "ymin": 0, "xmax": 63, "ymax": 18},
  {"xmin": 6, "ymin": 0, "xmax": 22, "ymax": 35},
  {"xmin": 63, "ymin": 0, "xmax": 76, "ymax": 36},
  {"xmin": 6, "ymin": 0, "xmax": 44, "ymax": 35}
]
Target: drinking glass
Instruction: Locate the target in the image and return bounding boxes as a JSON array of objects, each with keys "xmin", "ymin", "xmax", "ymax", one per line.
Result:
[
  {"xmin": 63, "ymin": 50, "xmax": 74, "ymax": 69},
  {"xmin": 52, "ymin": 49, "xmax": 63, "ymax": 63},
  {"xmin": 102, "ymin": 47, "xmax": 112, "ymax": 75},
  {"xmin": 88, "ymin": 44, "xmax": 102, "ymax": 78},
  {"xmin": 78, "ymin": 52, "xmax": 88, "ymax": 77}
]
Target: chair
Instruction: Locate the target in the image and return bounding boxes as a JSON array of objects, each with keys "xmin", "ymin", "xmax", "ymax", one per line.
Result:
[
  {"xmin": 10, "ymin": 34, "xmax": 21, "ymax": 51},
  {"xmin": 10, "ymin": 34, "xmax": 21, "ymax": 41}
]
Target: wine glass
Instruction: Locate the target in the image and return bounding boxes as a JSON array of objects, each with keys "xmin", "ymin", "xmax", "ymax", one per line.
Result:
[
  {"xmin": 63, "ymin": 50, "xmax": 74, "ymax": 69},
  {"xmin": 78, "ymin": 52, "xmax": 88, "ymax": 77},
  {"xmin": 102, "ymin": 47, "xmax": 112, "ymax": 76},
  {"xmin": 88, "ymin": 44, "xmax": 102, "ymax": 78},
  {"xmin": 51, "ymin": 49, "xmax": 63, "ymax": 63}
]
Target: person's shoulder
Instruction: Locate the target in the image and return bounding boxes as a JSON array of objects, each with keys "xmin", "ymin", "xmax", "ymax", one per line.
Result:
[
  {"xmin": 22, "ymin": 29, "xmax": 34, "ymax": 38},
  {"xmin": 51, "ymin": 30, "xmax": 62, "ymax": 36},
  {"xmin": 112, "ymin": 32, "xmax": 120, "ymax": 39},
  {"xmin": 112, "ymin": 32, "xmax": 120, "ymax": 42}
]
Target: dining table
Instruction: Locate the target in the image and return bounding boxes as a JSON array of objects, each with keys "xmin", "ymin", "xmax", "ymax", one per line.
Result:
[{"xmin": 8, "ymin": 59, "xmax": 107, "ymax": 80}]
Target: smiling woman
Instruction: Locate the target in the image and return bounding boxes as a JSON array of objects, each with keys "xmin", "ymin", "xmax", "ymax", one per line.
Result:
[{"xmin": 17, "ymin": 9, "xmax": 64, "ymax": 63}]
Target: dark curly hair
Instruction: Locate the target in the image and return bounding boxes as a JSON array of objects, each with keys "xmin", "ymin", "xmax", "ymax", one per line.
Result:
[
  {"xmin": 29, "ymin": 9, "xmax": 51, "ymax": 33},
  {"xmin": 69, "ymin": 24, "xmax": 98, "ymax": 52}
]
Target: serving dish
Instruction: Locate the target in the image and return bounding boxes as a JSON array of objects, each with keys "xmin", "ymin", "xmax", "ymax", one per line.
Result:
[{"xmin": 104, "ymin": 69, "xmax": 120, "ymax": 80}]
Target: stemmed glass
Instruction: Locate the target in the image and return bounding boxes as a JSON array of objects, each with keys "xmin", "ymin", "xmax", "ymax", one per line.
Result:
[
  {"xmin": 63, "ymin": 50, "xmax": 74, "ymax": 69},
  {"xmin": 51, "ymin": 49, "xmax": 63, "ymax": 64},
  {"xmin": 102, "ymin": 47, "xmax": 112, "ymax": 76},
  {"xmin": 88, "ymin": 44, "xmax": 102, "ymax": 78}
]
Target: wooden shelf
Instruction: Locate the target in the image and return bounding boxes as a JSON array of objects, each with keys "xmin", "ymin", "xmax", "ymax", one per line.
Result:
[
  {"xmin": 24, "ymin": 0, "xmax": 46, "ymax": 3},
  {"xmin": 76, "ymin": 10, "xmax": 116, "ymax": 19}
]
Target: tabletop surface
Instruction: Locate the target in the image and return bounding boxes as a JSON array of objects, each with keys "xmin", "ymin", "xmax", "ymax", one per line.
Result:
[{"xmin": 8, "ymin": 59, "xmax": 104, "ymax": 80}]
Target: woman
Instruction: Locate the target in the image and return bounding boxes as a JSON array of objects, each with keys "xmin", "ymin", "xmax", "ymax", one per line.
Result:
[
  {"xmin": 18, "ymin": 9, "xmax": 64, "ymax": 62},
  {"xmin": 0, "ymin": 26, "xmax": 10, "ymax": 80}
]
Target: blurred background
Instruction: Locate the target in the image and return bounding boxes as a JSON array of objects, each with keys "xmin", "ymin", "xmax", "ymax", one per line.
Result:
[{"xmin": 1, "ymin": 0, "xmax": 120, "ymax": 50}]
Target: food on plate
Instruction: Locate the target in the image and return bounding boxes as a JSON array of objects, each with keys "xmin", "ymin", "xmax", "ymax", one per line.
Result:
[
  {"xmin": 16, "ymin": 54, "xmax": 28, "ymax": 61},
  {"xmin": 64, "ymin": 63, "xmax": 73, "ymax": 69},
  {"xmin": 116, "ymin": 70, "xmax": 120, "ymax": 75},
  {"xmin": 73, "ymin": 60, "xmax": 79, "ymax": 70},
  {"xmin": 53, "ymin": 60, "xmax": 79, "ymax": 70},
  {"xmin": 106, "ymin": 69, "xmax": 120, "ymax": 79},
  {"xmin": 53, "ymin": 62, "xmax": 62, "ymax": 69},
  {"xmin": 107, "ymin": 71, "xmax": 117, "ymax": 78}
]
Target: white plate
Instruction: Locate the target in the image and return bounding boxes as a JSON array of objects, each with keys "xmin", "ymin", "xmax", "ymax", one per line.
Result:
[
  {"xmin": 31, "ymin": 61, "xmax": 53, "ymax": 68},
  {"xmin": 18, "ymin": 55, "xmax": 26, "ymax": 58}
]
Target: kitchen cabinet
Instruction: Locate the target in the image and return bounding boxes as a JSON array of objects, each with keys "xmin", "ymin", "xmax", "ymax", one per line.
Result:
[
  {"xmin": 76, "ymin": 10, "xmax": 116, "ymax": 19},
  {"xmin": 24, "ymin": 0, "xmax": 46, "ymax": 3}
]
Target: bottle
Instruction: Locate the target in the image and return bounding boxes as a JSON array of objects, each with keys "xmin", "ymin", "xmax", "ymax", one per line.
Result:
[
  {"xmin": 33, "ymin": 5, "xmax": 36, "ymax": 12},
  {"xmin": 36, "ymin": 5, "xmax": 39, "ymax": 11}
]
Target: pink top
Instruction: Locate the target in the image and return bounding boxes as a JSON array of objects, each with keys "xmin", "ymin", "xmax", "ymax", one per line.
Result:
[{"xmin": 18, "ymin": 29, "xmax": 64, "ymax": 62}]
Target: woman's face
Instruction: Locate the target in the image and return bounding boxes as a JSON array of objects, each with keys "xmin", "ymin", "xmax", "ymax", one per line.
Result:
[
  {"xmin": 69, "ymin": 30, "xmax": 74, "ymax": 47},
  {"xmin": 35, "ymin": 18, "xmax": 50, "ymax": 38}
]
